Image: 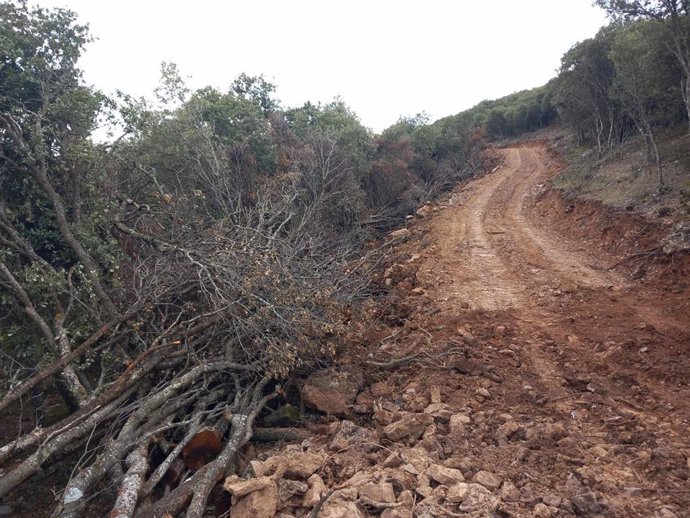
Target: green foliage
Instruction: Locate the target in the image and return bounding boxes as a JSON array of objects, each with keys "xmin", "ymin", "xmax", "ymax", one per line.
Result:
[
  {"xmin": 454, "ymin": 85, "xmax": 558, "ymax": 140},
  {"xmin": 554, "ymin": 26, "xmax": 621, "ymax": 150},
  {"xmin": 610, "ymin": 20, "xmax": 684, "ymax": 125},
  {"xmin": 0, "ymin": 1, "xmax": 491, "ymax": 407},
  {"xmin": 0, "ymin": 0, "xmax": 101, "ymax": 142},
  {"xmin": 189, "ymin": 86, "xmax": 278, "ymax": 172},
  {"xmin": 231, "ymin": 73, "xmax": 280, "ymax": 115},
  {"xmin": 366, "ymin": 109, "xmax": 488, "ymax": 224},
  {"xmin": 595, "ymin": 1, "xmax": 688, "ymax": 22},
  {"xmin": 0, "ymin": 0, "xmax": 120, "ymax": 372},
  {"xmin": 554, "ymin": 17, "xmax": 686, "ymax": 158},
  {"xmin": 593, "ymin": 0, "xmax": 690, "ymax": 135},
  {"xmin": 285, "ymin": 99, "xmax": 373, "ymax": 172}
]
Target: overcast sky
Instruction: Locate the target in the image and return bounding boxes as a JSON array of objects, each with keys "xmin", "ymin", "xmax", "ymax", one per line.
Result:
[{"xmin": 34, "ymin": 0, "xmax": 608, "ymax": 132}]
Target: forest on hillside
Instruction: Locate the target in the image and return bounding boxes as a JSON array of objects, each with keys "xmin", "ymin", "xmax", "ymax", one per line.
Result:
[
  {"xmin": 0, "ymin": 1, "xmax": 688, "ymax": 516},
  {"xmin": 465, "ymin": 0, "xmax": 689, "ymax": 189}
]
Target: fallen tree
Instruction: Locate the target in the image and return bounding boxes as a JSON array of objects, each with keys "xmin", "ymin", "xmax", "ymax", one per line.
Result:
[
  {"xmin": 0, "ymin": 5, "xmax": 357, "ymax": 515},
  {"xmin": 0, "ymin": 184, "xmax": 356, "ymax": 516}
]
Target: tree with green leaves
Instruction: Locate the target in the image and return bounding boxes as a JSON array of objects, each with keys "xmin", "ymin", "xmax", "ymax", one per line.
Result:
[
  {"xmin": 610, "ymin": 21, "xmax": 668, "ymax": 183},
  {"xmin": 555, "ymin": 27, "xmax": 621, "ymax": 153},
  {"xmin": 596, "ymin": 0, "xmax": 690, "ymax": 133},
  {"xmin": 231, "ymin": 72, "xmax": 280, "ymax": 115},
  {"xmin": 1, "ymin": 0, "xmax": 115, "ymax": 410}
]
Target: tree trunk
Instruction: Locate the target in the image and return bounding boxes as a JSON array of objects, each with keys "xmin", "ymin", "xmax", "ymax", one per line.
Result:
[
  {"xmin": 108, "ymin": 443, "xmax": 149, "ymax": 518},
  {"xmin": 649, "ymin": 130, "xmax": 664, "ymax": 187}
]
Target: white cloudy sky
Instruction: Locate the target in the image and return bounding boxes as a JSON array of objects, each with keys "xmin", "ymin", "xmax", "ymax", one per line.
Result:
[{"xmin": 34, "ymin": 0, "xmax": 608, "ymax": 132}]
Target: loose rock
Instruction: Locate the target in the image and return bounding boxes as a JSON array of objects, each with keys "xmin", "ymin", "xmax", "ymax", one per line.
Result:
[
  {"xmin": 415, "ymin": 473, "xmax": 433, "ymax": 498},
  {"xmin": 474, "ymin": 470, "xmax": 502, "ymax": 491},
  {"xmin": 496, "ymin": 420, "xmax": 520, "ymax": 444},
  {"xmin": 400, "ymin": 447, "xmax": 432, "ymax": 472},
  {"xmin": 534, "ymin": 502, "xmax": 553, "ymax": 517},
  {"xmin": 358, "ymin": 482, "xmax": 396, "ymax": 504},
  {"xmin": 303, "ymin": 474, "xmax": 326, "ymax": 508},
  {"xmin": 224, "ymin": 476, "xmax": 274, "ymax": 500},
  {"xmin": 278, "ymin": 479, "xmax": 308, "ymax": 500},
  {"xmin": 329, "ymin": 420, "xmax": 379, "ymax": 451},
  {"xmin": 500, "ymin": 480, "xmax": 521, "ymax": 502},
  {"xmin": 301, "ymin": 368, "xmax": 363, "ymax": 415},
  {"xmin": 428, "ymin": 463, "xmax": 465, "ymax": 485},
  {"xmin": 542, "ymin": 493, "xmax": 562, "ymax": 508},
  {"xmin": 389, "ymin": 228, "xmax": 412, "ymax": 241},
  {"xmin": 458, "ymin": 483, "xmax": 500, "ymax": 514},
  {"xmin": 446, "ymin": 482, "xmax": 470, "ymax": 503},
  {"xmin": 429, "ymin": 386, "xmax": 442, "ymax": 403},
  {"xmin": 228, "ymin": 478, "xmax": 278, "ymax": 518},
  {"xmin": 382, "ymin": 452, "xmax": 403, "ymax": 468},
  {"xmin": 475, "ymin": 387, "xmax": 491, "ymax": 399},
  {"xmin": 319, "ymin": 488, "xmax": 363, "ymax": 518},
  {"xmin": 416, "ymin": 204, "xmax": 432, "ymax": 218},
  {"xmin": 424, "ymin": 402, "xmax": 453, "ymax": 423},
  {"xmin": 384, "ymin": 412, "xmax": 434, "ymax": 441},
  {"xmin": 449, "ymin": 413, "xmax": 470, "ymax": 435},
  {"xmin": 251, "ymin": 451, "xmax": 326, "ymax": 479},
  {"xmin": 571, "ymin": 489, "xmax": 603, "ymax": 515}
]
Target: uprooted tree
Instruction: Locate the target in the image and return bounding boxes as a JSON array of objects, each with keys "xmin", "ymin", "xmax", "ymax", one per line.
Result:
[{"xmin": 0, "ymin": 2, "xmax": 488, "ymax": 516}]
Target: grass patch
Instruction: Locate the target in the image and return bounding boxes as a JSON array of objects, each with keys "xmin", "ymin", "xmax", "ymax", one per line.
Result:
[{"xmin": 553, "ymin": 128, "xmax": 690, "ymax": 219}]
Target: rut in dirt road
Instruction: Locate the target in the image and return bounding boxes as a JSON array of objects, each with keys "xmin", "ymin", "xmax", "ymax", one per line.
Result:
[
  {"xmin": 417, "ymin": 145, "xmax": 689, "ymax": 417},
  {"xmin": 418, "ymin": 146, "xmax": 621, "ymax": 312}
]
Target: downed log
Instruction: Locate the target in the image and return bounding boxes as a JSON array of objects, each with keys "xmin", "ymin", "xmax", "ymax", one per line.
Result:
[
  {"xmin": 183, "ymin": 428, "xmax": 223, "ymax": 470},
  {"xmin": 0, "ymin": 162, "xmax": 356, "ymax": 517},
  {"xmin": 0, "ymin": 311, "xmax": 138, "ymax": 415},
  {"xmin": 109, "ymin": 442, "xmax": 149, "ymax": 518}
]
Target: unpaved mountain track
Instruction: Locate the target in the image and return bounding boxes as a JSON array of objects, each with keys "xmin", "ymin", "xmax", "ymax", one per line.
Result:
[
  {"xmin": 419, "ymin": 146, "xmax": 690, "ymax": 416},
  {"xmin": 390, "ymin": 144, "xmax": 690, "ymax": 516},
  {"xmin": 419, "ymin": 147, "xmax": 621, "ymax": 312}
]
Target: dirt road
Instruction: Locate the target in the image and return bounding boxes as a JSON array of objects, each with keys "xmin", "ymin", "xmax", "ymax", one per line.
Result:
[
  {"xmin": 419, "ymin": 146, "xmax": 620, "ymax": 313},
  {"xmin": 385, "ymin": 144, "xmax": 690, "ymax": 516},
  {"xmin": 240, "ymin": 144, "xmax": 689, "ymax": 517}
]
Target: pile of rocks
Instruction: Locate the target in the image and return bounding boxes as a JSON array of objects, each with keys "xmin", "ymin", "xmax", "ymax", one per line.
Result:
[{"xmin": 217, "ymin": 366, "xmax": 617, "ymax": 517}]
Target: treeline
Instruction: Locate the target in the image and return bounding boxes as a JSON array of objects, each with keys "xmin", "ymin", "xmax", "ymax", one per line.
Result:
[
  {"xmin": 460, "ymin": 85, "xmax": 559, "ymax": 140},
  {"xmin": 461, "ymin": 16, "xmax": 685, "ymax": 149},
  {"xmin": 116, "ymin": 67, "xmax": 488, "ymax": 236},
  {"xmin": 467, "ymin": 1, "xmax": 690, "ymax": 188},
  {"xmin": 554, "ymin": 20, "xmax": 687, "ymax": 176}
]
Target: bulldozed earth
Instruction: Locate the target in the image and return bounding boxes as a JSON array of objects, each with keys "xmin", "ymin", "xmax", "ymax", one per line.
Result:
[
  {"xmin": 7, "ymin": 142, "xmax": 688, "ymax": 518},
  {"xmin": 224, "ymin": 143, "xmax": 690, "ymax": 518}
]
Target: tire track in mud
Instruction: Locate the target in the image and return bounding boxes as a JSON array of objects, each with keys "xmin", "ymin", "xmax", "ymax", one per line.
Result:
[
  {"xmin": 426, "ymin": 146, "xmax": 685, "ymax": 400},
  {"xmin": 494, "ymin": 148, "xmax": 619, "ymax": 291}
]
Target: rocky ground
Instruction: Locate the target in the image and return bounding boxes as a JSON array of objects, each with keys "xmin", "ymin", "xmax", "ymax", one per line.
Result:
[{"xmin": 211, "ymin": 144, "xmax": 690, "ymax": 518}]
